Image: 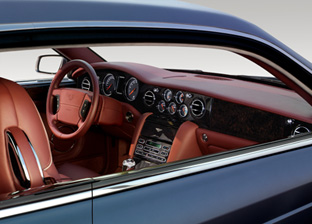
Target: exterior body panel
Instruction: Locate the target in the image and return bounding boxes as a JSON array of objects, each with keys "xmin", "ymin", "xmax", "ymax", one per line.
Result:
[{"xmin": 93, "ymin": 145, "xmax": 312, "ymax": 223}]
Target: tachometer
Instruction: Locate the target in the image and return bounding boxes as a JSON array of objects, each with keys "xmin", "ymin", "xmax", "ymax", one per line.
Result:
[
  {"xmin": 102, "ymin": 73, "xmax": 116, "ymax": 96},
  {"xmin": 125, "ymin": 77, "xmax": 139, "ymax": 101}
]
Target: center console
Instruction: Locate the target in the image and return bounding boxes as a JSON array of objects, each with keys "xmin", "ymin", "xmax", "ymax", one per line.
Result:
[{"xmin": 133, "ymin": 115, "xmax": 179, "ymax": 165}]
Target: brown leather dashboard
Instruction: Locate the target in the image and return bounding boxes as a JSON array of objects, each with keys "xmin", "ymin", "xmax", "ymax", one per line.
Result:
[{"xmin": 73, "ymin": 61, "xmax": 312, "ymax": 162}]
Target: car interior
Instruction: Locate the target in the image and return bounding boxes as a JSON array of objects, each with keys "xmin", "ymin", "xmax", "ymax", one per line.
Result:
[{"xmin": 0, "ymin": 44, "xmax": 311, "ymax": 199}]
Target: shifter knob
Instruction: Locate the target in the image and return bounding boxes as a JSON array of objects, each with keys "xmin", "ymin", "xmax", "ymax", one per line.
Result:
[{"xmin": 122, "ymin": 158, "xmax": 136, "ymax": 171}]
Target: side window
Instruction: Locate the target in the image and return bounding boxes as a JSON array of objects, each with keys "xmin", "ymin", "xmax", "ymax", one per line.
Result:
[{"xmin": 0, "ymin": 49, "xmax": 57, "ymax": 81}]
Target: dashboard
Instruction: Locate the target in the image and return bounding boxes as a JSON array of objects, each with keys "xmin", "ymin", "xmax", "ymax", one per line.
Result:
[
  {"xmin": 75, "ymin": 62, "xmax": 312, "ymax": 165},
  {"xmin": 78, "ymin": 69, "xmax": 211, "ymax": 128}
]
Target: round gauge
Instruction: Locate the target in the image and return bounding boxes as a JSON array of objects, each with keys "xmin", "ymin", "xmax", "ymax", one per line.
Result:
[
  {"xmin": 179, "ymin": 104, "xmax": 188, "ymax": 117},
  {"xmin": 163, "ymin": 89, "xmax": 172, "ymax": 102},
  {"xmin": 102, "ymin": 73, "xmax": 116, "ymax": 96},
  {"xmin": 158, "ymin": 100, "xmax": 166, "ymax": 113},
  {"xmin": 168, "ymin": 102, "xmax": 177, "ymax": 115},
  {"xmin": 125, "ymin": 77, "xmax": 139, "ymax": 101},
  {"xmin": 175, "ymin": 91, "xmax": 185, "ymax": 104}
]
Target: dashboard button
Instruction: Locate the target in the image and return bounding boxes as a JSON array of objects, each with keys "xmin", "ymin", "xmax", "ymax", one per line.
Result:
[
  {"xmin": 160, "ymin": 151, "xmax": 168, "ymax": 157},
  {"xmin": 163, "ymin": 146, "xmax": 170, "ymax": 151},
  {"xmin": 138, "ymin": 138, "xmax": 145, "ymax": 144},
  {"xmin": 136, "ymin": 144, "xmax": 143, "ymax": 149}
]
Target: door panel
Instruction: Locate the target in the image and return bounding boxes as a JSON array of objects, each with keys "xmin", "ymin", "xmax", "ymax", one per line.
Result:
[{"xmin": 93, "ymin": 145, "xmax": 312, "ymax": 223}]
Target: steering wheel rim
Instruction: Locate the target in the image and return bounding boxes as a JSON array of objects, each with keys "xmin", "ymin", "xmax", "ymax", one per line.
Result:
[{"xmin": 46, "ymin": 59, "xmax": 99, "ymax": 140}]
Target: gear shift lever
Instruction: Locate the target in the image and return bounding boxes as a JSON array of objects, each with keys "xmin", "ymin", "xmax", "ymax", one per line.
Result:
[{"xmin": 122, "ymin": 158, "xmax": 136, "ymax": 171}]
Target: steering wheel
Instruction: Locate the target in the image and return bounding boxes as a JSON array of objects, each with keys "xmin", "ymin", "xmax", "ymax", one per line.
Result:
[{"xmin": 46, "ymin": 60, "xmax": 99, "ymax": 140}]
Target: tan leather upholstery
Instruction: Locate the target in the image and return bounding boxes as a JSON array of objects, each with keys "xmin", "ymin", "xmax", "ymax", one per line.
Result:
[
  {"xmin": 196, "ymin": 129, "xmax": 257, "ymax": 155},
  {"xmin": 167, "ymin": 121, "xmax": 203, "ymax": 163},
  {"xmin": 0, "ymin": 78, "xmax": 97, "ymax": 196},
  {"xmin": 0, "ymin": 78, "xmax": 61, "ymax": 195}
]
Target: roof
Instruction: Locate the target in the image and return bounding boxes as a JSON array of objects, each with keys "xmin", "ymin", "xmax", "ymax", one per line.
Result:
[
  {"xmin": 0, "ymin": 0, "xmax": 311, "ymax": 70},
  {"xmin": 0, "ymin": 0, "xmax": 278, "ymax": 39}
]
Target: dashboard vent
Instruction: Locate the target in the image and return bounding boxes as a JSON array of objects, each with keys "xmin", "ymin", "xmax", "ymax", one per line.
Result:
[
  {"xmin": 143, "ymin": 91, "xmax": 155, "ymax": 106},
  {"xmin": 190, "ymin": 99, "xmax": 205, "ymax": 117},
  {"xmin": 292, "ymin": 126, "xmax": 310, "ymax": 136},
  {"xmin": 81, "ymin": 77, "xmax": 91, "ymax": 91}
]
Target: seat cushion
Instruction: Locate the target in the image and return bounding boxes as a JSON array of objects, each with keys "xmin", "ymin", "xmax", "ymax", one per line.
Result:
[{"xmin": 57, "ymin": 163, "xmax": 99, "ymax": 180}]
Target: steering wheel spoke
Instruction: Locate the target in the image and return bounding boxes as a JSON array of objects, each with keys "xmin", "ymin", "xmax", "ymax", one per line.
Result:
[
  {"xmin": 51, "ymin": 88, "xmax": 62, "ymax": 97},
  {"xmin": 51, "ymin": 114, "xmax": 58, "ymax": 123},
  {"xmin": 77, "ymin": 119, "xmax": 84, "ymax": 129}
]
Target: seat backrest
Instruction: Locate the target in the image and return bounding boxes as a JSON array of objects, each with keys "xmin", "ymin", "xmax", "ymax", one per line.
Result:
[{"xmin": 0, "ymin": 78, "xmax": 61, "ymax": 197}]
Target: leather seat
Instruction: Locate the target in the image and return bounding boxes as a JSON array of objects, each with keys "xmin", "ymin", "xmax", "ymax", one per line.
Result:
[{"xmin": 0, "ymin": 78, "xmax": 98, "ymax": 196}]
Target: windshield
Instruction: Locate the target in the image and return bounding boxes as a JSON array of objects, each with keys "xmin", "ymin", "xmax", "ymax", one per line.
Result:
[
  {"xmin": 91, "ymin": 45, "xmax": 273, "ymax": 77},
  {"xmin": 0, "ymin": 46, "xmax": 274, "ymax": 82}
]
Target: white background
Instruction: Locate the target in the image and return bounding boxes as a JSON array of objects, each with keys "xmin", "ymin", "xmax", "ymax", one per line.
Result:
[{"xmin": 181, "ymin": 0, "xmax": 312, "ymax": 63}]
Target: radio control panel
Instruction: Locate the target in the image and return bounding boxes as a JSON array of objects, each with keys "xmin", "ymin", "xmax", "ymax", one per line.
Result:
[{"xmin": 134, "ymin": 136, "xmax": 171, "ymax": 164}]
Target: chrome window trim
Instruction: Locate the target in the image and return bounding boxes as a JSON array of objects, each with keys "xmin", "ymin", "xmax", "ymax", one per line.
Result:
[
  {"xmin": 93, "ymin": 136, "xmax": 312, "ymax": 197},
  {"xmin": 0, "ymin": 191, "xmax": 92, "ymax": 219}
]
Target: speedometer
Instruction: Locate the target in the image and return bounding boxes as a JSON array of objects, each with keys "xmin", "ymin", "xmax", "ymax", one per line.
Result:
[
  {"xmin": 102, "ymin": 73, "xmax": 116, "ymax": 96},
  {"xmin": 125, "ymin": 77, "xmax": 139, "ymax": 101}
]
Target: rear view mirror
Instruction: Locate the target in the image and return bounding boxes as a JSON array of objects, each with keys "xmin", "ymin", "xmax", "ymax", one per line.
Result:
[{"xmin": 36, "ymin": 55, "xmax": 67, "ymax": 74}]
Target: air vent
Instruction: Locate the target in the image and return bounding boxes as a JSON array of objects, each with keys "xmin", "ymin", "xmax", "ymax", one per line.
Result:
[
  {"xmin": 143, "ymin": 90, "xmax": 155, "ymax": 106},
  {"xmin": 292, "ymin": 125, "xmax": 310, "ymax": 136},
  {"xmin": 190, "ymin": 99, "xmax": 205, "ymax": 117},
  {"xmin": 81, "ymin": 77, "xmax": 91, "ymax": 91}
]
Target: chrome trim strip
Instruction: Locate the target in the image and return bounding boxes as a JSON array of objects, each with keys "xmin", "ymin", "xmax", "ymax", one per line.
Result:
[
  {"xmin": 0, "ymin": 21, "xmax": 311, "ymax": 75},
  {"xmin": 93, "ymin": 136, "xmax": 312, "ymax": 197},
  {"xmin": 6, "ymin": 132, "xmax": 31, "ymax": 184},
  {"xmin": 0, "ymin": 191, "xmax": 92, "ymax": 219},
  {"xmin": 24, "ymin": 133, "xmax": 44, "ymax": 182},
  {"xmin": 18, "ymin": 78, "xmax": 74, "ymax": 86}
]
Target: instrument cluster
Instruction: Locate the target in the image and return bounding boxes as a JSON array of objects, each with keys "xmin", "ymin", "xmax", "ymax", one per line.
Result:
[
  {"xmin": 100, "ymin": 72, "xmax": 140, "ymax": 101},
  {"xmin": 79, "ymin": 69, "xmax": 210, "ymax": 123},
  {"xmin": 79, "ymin": 70, "xmax": 140, "ymax": 102},
  {"xmin": 143, "ymin": 87, "xmax": 208, "ymax": 121}
]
